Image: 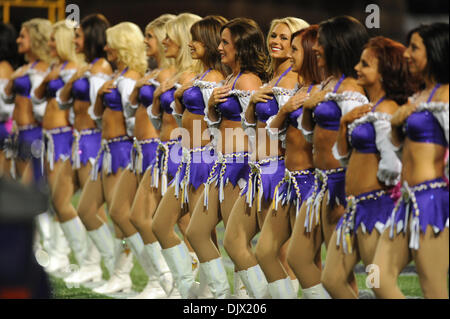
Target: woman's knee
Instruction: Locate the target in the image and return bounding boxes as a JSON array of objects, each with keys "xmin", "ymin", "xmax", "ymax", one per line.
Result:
[
  {"xmin": 255, "ymin": 240, "xmax": 278, "ymax": 266},
  {"xmin": 185, "ymin": 222, "xmax": 205, "ymax": 247},
  {"xmin": 109, "ymin": 204, "xmax": 130, "ymax": 226}
]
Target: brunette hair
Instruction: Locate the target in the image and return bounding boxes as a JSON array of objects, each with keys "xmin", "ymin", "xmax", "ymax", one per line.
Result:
[
  {"xmin": 190, "ymin": 15, "xmax": 229, "ymax": 76},
  {"xmin": 365, "ymin": 36, "xmax": 417, "ymax": 105},
  {"xmin": 80, "ymin": 14, "xmax": 110, "ymax": 63},
  {"xmin": 318, "ymin": 15, "xmax": 369, "ymax": 78},
  {"xmin": 407, "ymin": 22, "xmax": 449, "ymax": 84},
  {"xmin": 221, "ymin": 18, "xmax": 269, "ymax": 82},
  {"xmin": 291, "ymin": 25, "xmax": 324, "ymax": 85}
]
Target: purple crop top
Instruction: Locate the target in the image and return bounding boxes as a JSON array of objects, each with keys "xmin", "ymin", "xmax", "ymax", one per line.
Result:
[
  {"xmin": 313, "ymin": 74, "xmax": 346, "ymax": 131},
  {"xmin": 72, "ymin": 58, "xmax": 99, "ymax": 102},
  {"xmin": 404, "ymin": 84, "xmax": 447, "ymax": 147},
  {"xmin": 255, "ymin": 67, "xmax": 292, "ymax": 123},
  {"xmin": 182, "ymin": 69, "xmax": 211, "ymax": 116},
  {"xmin": 103, "ymin": 67, "xmax": 128, "ymax": 112},
  {"xmin": 349, "ymin": 96, "xmax": 386, "ymax": 153},
  {"xmin": 13, "ymin": 60, "xmax": 40, "ymax": 98},
  {"xmin": 216, "ymin": 73, "xmax": 242, "ymax": 122},
  {"xmin": 139, "ymin": 83, "xmax": 156, "ymax": 108},
  {"xmin": 46, "ymin": 62, "xmax": 69, "ymax": 98}
]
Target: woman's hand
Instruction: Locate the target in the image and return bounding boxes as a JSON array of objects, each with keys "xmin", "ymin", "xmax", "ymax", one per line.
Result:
[
  {"xmin": 159, "ymin": 77, "xmax": 177, "ymax": 93},
  {"xmin": 391, "ymin": 99, "xmax": 417, "ymax": 127},
  {"xmin": 250, "ymin": 85, "xmax": 274, "ymax": 104},
  {"xmin": 303, "ymin": 90, "xmax": 329, "ymax": 110},
  {"xmin": 340, "ymin": 104, "xmax": 373, "ymax": 126},
  {"xmin": 174, "ymin": 81, "xmax": 193, "ymax": 101},
  {"xmin": 69, "ymin": 65, "xmax": 90, "ymax": 83},
  {"xmin": 208, "ymin": 84, "xmax": 232, "ymax": 108},
  {"xmin": 135, "ymin": 73, "xmax": 154, "ymax": 89},
  {"xmin": 280, "ymin": 91, "xmax": 310, "ymax": 114},
  {"xmin": 98, "ymin": 80, "xmax": 115, "ymax": 97},
  {"xmin": 10, "ymin": 66, "xmax": 27, "ymax": 81}
]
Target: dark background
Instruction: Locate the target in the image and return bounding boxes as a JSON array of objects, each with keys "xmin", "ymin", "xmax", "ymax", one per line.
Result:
[{"xmin": 2, "ymin": 0, "xmax": 449, "ymax": 45}]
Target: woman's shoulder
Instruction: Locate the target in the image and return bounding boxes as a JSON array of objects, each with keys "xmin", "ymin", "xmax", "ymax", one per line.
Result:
[
  {"xmin": 0, "ymin": 61, "xmax": 14, "ymax": 78},
  {"xmin": 91, "ymin": 58, "xmax": 113, "ymax": 75},
  {"xmin": 236, "ymin": 72, "xmax": 262, "ymax": 91},
  {"xmin": 339, "ymin": 77, "xmax": 365, "ymax": 95}
]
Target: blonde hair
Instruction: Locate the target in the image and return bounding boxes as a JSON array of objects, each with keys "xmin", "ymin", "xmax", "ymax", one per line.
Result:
[
  {"xmin": 22, "ymin": 18, "xmax": 53, "ymax": 63},
  {"xmin": 166, "ymin": 13, "xmax": 202, "ymax": 74},
  {"xmin": 146, "ymin": 14, "xmax": 176, "ymax": 69},
  {"xmin": 106, "ymin": 22, "xmax": 147, "ymax": 75},
  {"xmin": 266, "ymin": 17, "xmax": 309, "ymax": 77},
  {"xmin": 52, "ymin": 21, "xmax": 84, "ymax": 65}
]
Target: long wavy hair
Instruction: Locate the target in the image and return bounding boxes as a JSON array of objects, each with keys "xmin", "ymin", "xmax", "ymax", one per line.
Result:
[
  {"xmin": 292, "ymin": 25, "xmax": 324, "ymax": 85},
  {"xmin": 145, "ymin": 14, "xmax": 176, "ymax": 69},
  {"xmin": 22, "ymin": 18, "xmax": 53, "ymax": 63},
  {"xmin": 190, "ymin": 15, "xmax": 229, "ymax": 77},
  {"xmin": 221, "ymin": 18, "xmax": 269, "ymax": 82},
  {"xmin": 407, "ymin": 22, "xmax": 449, "ymax": 85},
  {"xmin": 318, "ymin": 15, "xmax": 369, "ymax": 78},
  {"xmin": 52, "ymin": 21, "xmax": 84, "ymax": 65},
  {"xmin": 106, "ymin": 22, "xmax": 147, "ymax": 75},
  {"xmin": 266, "ymin": 17, "xmax": 309, "ymax": 78},
  {"xmin": 166, "ymin": 13, "xmax": 203, "ymax": 74},
  {"xmin": 365, "ymin": 36, "xmax": 417, "ymax": 105},
  {"xmin": 80, "ymin": 14, "xmax": 110, "ymax": 63}
]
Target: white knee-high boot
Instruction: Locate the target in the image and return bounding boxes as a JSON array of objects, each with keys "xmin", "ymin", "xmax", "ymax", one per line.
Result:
[
  {"xmin": 302, "ymin": 283, "xmax": 331, "ymax": 299},
  {"xmin": 201, "ymin": 257, "xmax": 231, "ymax": 299},
  {"xmin": 238, "ymin": 265, "xmax": 271, "ymax": 299},
  {"xmin": 87, "ymin": 223, "xmax": 116, "ymax": 275},
  {"xmin": 93, "ymin": 239, "xmax": 133, "ymax": 294},
  {"xmin": 267, "ymin": 277, "xmax": 297, "ymax": 299},
  {"xmin": 161, "ymin": 242, "xmax": 198, "ymax": 299},
  {"xmin": 142, "ymin": 241, "xmax": 176, "ymax": 298},
  {"xmin": 125, "ymin": 233, "xmax": 168, "ymax": 299}
]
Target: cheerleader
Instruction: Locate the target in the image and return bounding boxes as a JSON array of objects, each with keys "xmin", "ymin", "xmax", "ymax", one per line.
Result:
[
  {"xmin": 223, "ymin": 17, "xmax": 308, "ymax": 299},
  {"xmin": 372, "ymin": 23, "xmax": 449, "ymax": 299},
  {"xmin": 286, "ymin": 16, "xmax": 369, "ymax": 298},
  {"xmin": 0, "ymin": 23, "xmax": 19, "ymax": 176},
  {"xmin": 204, "ymin": 17, "xmax": 269, "ymax": 299},
  {"xmin": 108, "ymin": 14, "xmax": 176, "ymax": 299},
  {"xmin": 321, "ymin": 36, "xmax": 415, "ymax": 298},
  {"xmin": 151, "ymin": 13, "xmax": 218, "ymax": 300},
  {"xmin": 153, "ymin": 15, "xmax": 230, "ymax": 299},
  {"xmin": 75, "ymin": 22, "xmax": 146, "ymax": 294},
  {"xmin": 52, "ymin": 14, "xmax": 112, "ymax": 285},
  {"xmin": 257, "ymin": 25, "xmax": 323, "ymax": 299}
]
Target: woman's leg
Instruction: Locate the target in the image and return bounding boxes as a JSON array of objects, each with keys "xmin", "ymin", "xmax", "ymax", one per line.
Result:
[
  {"xmin": 52, "ymin": 160, "xmax": 79, "ymax": 222},
  {"xmin": 255, "ymin": 204, "xmax": 292, "ymax": 282},
  {"xmin": 287, "ymin": 200, "xmax": 323, "ymax": 290},
  {"xmin": 186, "ymin": 185, "xmax": 222, "ymax": 263},
  {"xmin": 412, "ymin": 227, "xmax": 449, "ymax": 299},
  {"xmin": 371, "ymin": 229, "xmax": 411, "ymax": 298},
  {"xmin": 152, "ymin": 184, "xmax": 185, "ymax": 248},
  {"xmin": 109, "ymin": 169, "xmax": 139, "ymax": 237},
  {"xmin": 321, "ymin": 230, "xmax": 360, "ymax": 298},
  {"xmin": 321, "ymin": 190, "xmax": 358, "ymax": 295},
  {"xmin": 130, "ymin": 168, "xmax": 161, "ymax": 244}
]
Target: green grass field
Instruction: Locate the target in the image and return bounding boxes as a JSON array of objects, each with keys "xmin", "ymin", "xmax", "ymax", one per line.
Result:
[{"xmin": 48, "ymin": 193, "xmax": 429, "ymax": 299}]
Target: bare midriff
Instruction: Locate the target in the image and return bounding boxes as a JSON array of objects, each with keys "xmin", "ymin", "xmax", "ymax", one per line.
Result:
[
  {"xmin": 181, "ymin": 110, "xmax": 210, "ymax": 149},
  {"xmin": 134, "ymin": 105, "xmax": 158, "ymax": 141},
  {"xmin": 160, "ymin": 113, "xmax": 179, "ymax": 142},
  {"xmin": 73, "ymin": 100, "xmax": 97, "ymax": 131},
  {"xmin": 285, "ymin": 125, "xmax": 313, "ymax": 171},
  {"xmin": 402, "ymin": 138, "xmax": 446, "ymax": 186},
  {"xmin": 255, "ymin": 121, "xmax": 283, "ymax": 161},
  {"xmin": 219, "ymin": 119, "xmax": 249, "ymax": 155},
  {"xmin": 13, "ymin": 96, "xmax": 38, "ymax": 126},
  {"xmin": 42, "ymin": 98, "xmax": 70, "ymax": 129},
  {"xmin": 312, "ymin": 126, "xmax": 342, "ymax": 170},
  {"xmin": 102, "ymin": 108, "xmax": 127, "ymax": 140},
  {"xmin": 345, "ymin": 152, "xmax": 384, "ymax": 196}
]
